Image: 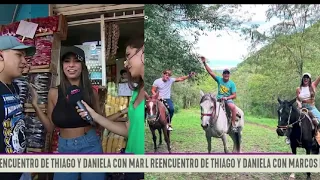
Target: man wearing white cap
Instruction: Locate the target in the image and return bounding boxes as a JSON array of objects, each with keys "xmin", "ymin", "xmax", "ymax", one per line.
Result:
[
  {"xmin": 0, "ymin": 35, "xmax": 36, "ymax": 180},
  {"xmin": 286, "ymin": 72, "xmax": 320, "ymax": 144}
]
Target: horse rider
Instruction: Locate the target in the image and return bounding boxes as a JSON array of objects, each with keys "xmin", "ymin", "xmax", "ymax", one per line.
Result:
[
  {"xmin": 151, "ymin": 69, "xmax": 196, "ymax": 131},
  {"xmin": 200, "ymin": 56, "xmax": 238, "ymax": 132},
  {"xmin": 285, "ymin": 72, "xmax": 320, "ymax": 144}
]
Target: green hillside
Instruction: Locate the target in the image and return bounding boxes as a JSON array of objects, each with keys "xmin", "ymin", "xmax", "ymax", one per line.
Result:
[{"xmin": 232, "ymin": 21, "xmax": 320, "ymax": 117}]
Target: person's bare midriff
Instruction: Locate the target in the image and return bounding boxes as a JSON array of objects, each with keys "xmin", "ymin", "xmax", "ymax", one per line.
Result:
[{"xmin": 59, "ymin": 126, "xmax": 93, "ymax": 138}]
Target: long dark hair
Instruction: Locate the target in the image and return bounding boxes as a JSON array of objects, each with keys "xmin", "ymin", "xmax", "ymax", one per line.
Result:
[
  {"xmin": 125, "ymin": 35, "xmax": 144, "ymax": 91},
  {"xmin": 59, "ymin": 53, "xmax": 95, "ymax": 107},
  {"xmin": 300, "ymin": 76, "xmax": 315, "ymax": 99}
]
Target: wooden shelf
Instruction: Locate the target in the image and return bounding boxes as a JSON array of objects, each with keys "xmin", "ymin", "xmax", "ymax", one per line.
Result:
[
  {"xmin": 30, "ymin": 63, "xmax": 57, "ymax": 74},
  {"xmin": 24, "ymin": 103, "xmax": 47, "ymax": 109},
  {"xmin": 27, "ymin": 148, "xmax": 44, "ymax": 153},
  {"xmin": 35, "ymin": 32, "xmax": 54, "ymax": 37}
]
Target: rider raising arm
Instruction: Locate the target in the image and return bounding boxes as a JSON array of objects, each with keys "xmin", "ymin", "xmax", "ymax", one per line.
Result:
[
  {"xmin": 151, "ymin": 70, "xmax": 195, "ymax": 96},
  {"xmin": 151, "ymin": 70, "xmax": 195, "ymax": 131},
  {"xmin": 201, "ymin": 56, "xmax": 218, "ymax": 81},
  {"xmin": 200, "ymin": 56, "xmax": 238, "ymax": 132}
]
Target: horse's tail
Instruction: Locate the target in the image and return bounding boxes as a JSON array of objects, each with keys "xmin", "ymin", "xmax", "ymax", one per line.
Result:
[{"xmin": 234, "ymin": 130, "xmax": 241, "ymax": 152}]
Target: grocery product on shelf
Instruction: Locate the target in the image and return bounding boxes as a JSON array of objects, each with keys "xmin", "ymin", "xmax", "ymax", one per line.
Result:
[
  {"xmin": 24, "ymin": 113, "xmax": 46, "ymax": 149},
  {"xmin": 29, "ymin": 16, "xmax": 60, "ymax": 34},
  {"xmin": 14, "ymin": 75, "xmax": 29, "ymax": 104},
  {"xmin": 0, "ymin": 15, "xmax": 66, "ymax": 39},
  {"xmin": 32, "ymin": 36, "xmax": 54, "ymax": 66},
  {"xmin": 28, "ymin": 73, "xmax": 52, "ymax": 104},
  {"xmin": 102, "ymin": 84, "xmax": 130, "ymax": 153}
]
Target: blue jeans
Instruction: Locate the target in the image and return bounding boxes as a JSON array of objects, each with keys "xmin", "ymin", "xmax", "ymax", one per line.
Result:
[
  {"xmin": 165, "ymin": 99, "xmax": 174, "ymax": 122},
  {"xmin": 302, "ymin": 103, "xmax": 320, "ymax": 123},
  {"xmin": 53, "ymin": 129, "xmax": 106, "ymax": 180}
]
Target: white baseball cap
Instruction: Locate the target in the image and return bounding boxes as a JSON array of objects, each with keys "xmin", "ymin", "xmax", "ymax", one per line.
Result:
[{"xmin": 302, "ymin": 73, "xmax": 311, "ymax": 78}]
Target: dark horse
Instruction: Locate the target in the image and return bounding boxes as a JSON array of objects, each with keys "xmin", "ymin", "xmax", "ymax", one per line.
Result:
[
  {"xmin": 145, "ymin": 92, "xmax": 171, "ymax": 153},
  {"xmin": 276, "ymin": 98, "xmax": 319, "ymax": 180}
]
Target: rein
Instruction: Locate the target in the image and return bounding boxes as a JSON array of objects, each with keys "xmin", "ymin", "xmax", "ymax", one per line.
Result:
[
  {"xmin": 277, "ymin": 106, "xmax": 311, "ymax": 144},
  {"xmin": 277, "ymin": 107, "xmax": 307, "ymax": 129}
]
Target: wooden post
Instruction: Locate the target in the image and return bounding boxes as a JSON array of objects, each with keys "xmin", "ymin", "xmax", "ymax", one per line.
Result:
[{"xmin": 100, "ymin": 14, "xmax": 107, "ymax": 87}]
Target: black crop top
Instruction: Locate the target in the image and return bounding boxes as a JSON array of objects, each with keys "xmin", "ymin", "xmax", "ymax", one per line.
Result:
[{"xmin": 52, "ymin": 86, "xmax": 90, "ymax": 128}]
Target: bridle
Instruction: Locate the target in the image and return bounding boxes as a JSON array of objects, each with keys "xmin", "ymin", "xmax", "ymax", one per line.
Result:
[
  {"xmin": 146, "ymin": 99, "xmax": 160, "ymax": 124},
  {"xmin": 277, "ymin": 105, "xmax": 307, "ymax": 129},
  {"xmin": 277, "ymin": 104, "xmax": 312, "ymax": 145},
  {"xmin": 200, "ymin": 95, "xmax": 222, "ymax": 126}
]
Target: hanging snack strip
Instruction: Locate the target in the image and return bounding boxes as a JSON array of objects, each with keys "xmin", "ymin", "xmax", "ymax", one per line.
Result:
[
  {"xmin": 14, "ymin": 75, "xmax": 30, "ymax": 104},
  {"xmin": 24, "ymin": 114, "xmax": 46, "ymax": 150}
]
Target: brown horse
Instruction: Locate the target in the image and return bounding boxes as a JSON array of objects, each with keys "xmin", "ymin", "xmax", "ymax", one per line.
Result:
[{"xmin": 145, "ymin": 92, "xmax": 171, "ymax": 153}]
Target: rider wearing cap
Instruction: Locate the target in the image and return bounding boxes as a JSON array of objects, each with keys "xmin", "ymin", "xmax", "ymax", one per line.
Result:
[
  {"xmin": 201, "ymin": 56, "xmax": 238, "ymax": 132},
  {"xmin": 285, "ymin": 72, "xmax": 320, "ymax": 144}
]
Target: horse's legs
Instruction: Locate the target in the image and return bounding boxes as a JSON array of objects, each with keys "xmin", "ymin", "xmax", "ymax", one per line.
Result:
[
  {"xmin": 290, "ymin": 142, "xmax": 297, "ymax": 180},
  {"xmin": 162, "ymin": 127, "xmax": 171, "ymax": 153},
  {"xmin": 221, "ymin": 134, "xmax": 229, "ymax": 153},
  {"xmin": 305, "ymin": 143, "xmax": 312, "ymax": 180},
  {"xmin": 236, "ymin": 131, "xmax": 242, "ymax": 153},
  {"xmin": 158, "ymin": 128, "xmax": 162, "ymax": 146},
  {"xmin": 150, "ymin": 127, "xmax": 157, "ymax": 152},
  {"xmin": 206, "ymin": 136, "xmax": 212, "ymax": 153}
]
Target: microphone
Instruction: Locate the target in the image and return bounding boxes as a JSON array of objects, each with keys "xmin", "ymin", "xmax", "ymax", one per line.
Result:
[{"xmin": 66, "ymin": 85, "xmax": 95, "ymax": 126}]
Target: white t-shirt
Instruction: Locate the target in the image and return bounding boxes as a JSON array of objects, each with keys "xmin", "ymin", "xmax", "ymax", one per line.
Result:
[{"xmin": 152, "ymin": 77, "xmax": 176, "ymax": 99}]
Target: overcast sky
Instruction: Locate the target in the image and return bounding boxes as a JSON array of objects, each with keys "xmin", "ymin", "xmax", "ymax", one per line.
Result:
[{"xmin": 182, "ymin": 4, "xmax": 282, "ymax": 70}]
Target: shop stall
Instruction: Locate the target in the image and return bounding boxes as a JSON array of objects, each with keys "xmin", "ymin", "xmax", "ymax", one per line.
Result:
[{"xmin": 0, "ymin": 4, "xmax": 144, "ymax": 179}]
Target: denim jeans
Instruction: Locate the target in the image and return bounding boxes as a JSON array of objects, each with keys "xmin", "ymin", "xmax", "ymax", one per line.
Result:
[
  {"xmin": 165, "ymin": 99, "xmax": 174, "ymax": 122},
  {"xmin": 302, "ymin": 103, "xmax": 320, "ymax": 123},
  {"xmin": 19, "ymin": 173, "xmax": 31, "ymax": 180},
  {"xmin": 53, "ymin": 129, "xmax": 106, "ymax": 180}
]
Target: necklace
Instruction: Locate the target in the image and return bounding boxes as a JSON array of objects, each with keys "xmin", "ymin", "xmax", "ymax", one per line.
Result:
[{"xmin": 0, "ymin": 81, "xmax": 19, "ymax": 101}]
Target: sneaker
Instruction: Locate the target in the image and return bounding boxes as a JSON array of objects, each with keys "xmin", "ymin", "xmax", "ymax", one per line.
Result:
[
  {"xmin": 285, "ymin": 138, "xmax": 290, "ymax": 144},
  {"xmin": 167, "ymin": 124, "xmax": 173, "ymax": 131}
]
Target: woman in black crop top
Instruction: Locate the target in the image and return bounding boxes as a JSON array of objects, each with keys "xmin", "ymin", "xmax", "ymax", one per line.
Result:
[{"xmin": 29, "ymin": 46, "xmax": 123, "ymax": 180}]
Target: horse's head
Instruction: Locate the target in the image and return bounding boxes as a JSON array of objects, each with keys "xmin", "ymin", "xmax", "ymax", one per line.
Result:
[
  {"xmin": 200, "ymin": 90, "xmax": 217, "ymax": 129},
  {"xmin": 145, "ymin": 91, "xmax": 159, "ymax": 123},
  {"xmin": 276, "ymin": 97, "xmax": 297, "ymax": 136}
]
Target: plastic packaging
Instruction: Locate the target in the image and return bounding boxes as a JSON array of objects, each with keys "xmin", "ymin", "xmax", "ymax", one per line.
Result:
[
  {"xmin": 29, "ymin": 16, "xmax": 60, "ymax": 34},
  {"xmin": 31, "ymin": 36, "xmax": 53, "ymax": 66},
  {"xmin": 24, "ymin": 114, "xmax": 46, "ymax": 149},
  {"xmin": 0, "ymin": 16, "xmax": 60, "ymax": 36},
  {"xmin": 14, "ymin": 75, "xmax": 29, "ymax": 104},
  {"xmin": 28, "ymin": 73, "xmax": 51, "ymax": 104}
]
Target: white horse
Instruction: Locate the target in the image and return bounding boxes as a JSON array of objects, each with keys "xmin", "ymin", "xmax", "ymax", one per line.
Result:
[{"xmin": 200, "ymin": 90, "xmax": 244, "ymax": 153}]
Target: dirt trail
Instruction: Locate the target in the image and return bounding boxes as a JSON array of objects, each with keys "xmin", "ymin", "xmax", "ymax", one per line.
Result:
[
  {"xmin": 246, "ymin": 121, "xmax": 276, "ymax": 131},
  {"xmin": 145, "ymin": 122, "xmax": 318, "ymax": 180}
]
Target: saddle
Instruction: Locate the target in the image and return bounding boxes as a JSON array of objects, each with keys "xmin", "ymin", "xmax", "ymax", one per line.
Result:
[
  {"xmin": 160, "ymin": 99, "xmax": 170, "ymax": 113},
  {"xmin": 300, "ymin": 108, "xmax": 320, "ymax": 145},
  {"xmin": 217, "ymin": 99, "xmax": 241, "ymax": 123},
  {"xmin": 159, "ymin": 99, "xmax": 171, "ymax": 121}
]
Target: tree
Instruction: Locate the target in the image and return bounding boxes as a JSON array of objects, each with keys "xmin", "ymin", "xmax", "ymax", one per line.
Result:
[
  {"xmin": 242, "ymin": 4, "xmax": 320, "ymax": 76},
  {"xmin": 144, "ymin": 4, "xmax": 252, "ymax": 92}
]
